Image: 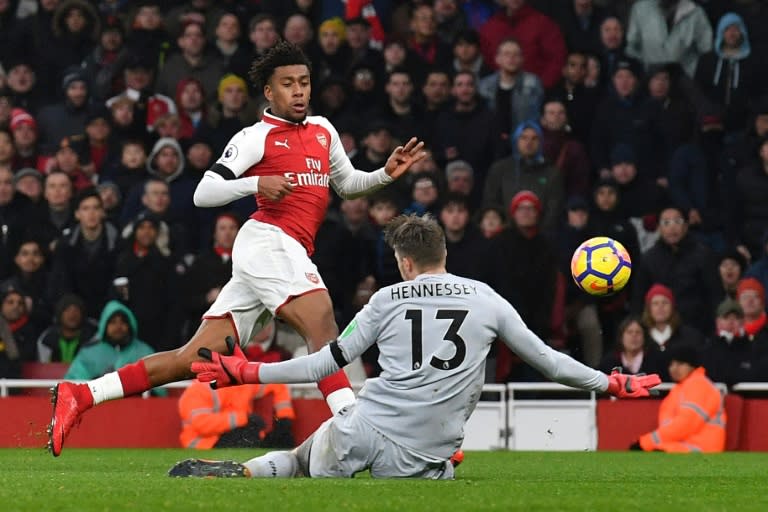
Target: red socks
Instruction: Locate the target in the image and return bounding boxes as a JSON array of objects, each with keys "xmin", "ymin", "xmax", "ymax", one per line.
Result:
[
  {"xmin": 317, "ymin": 370, "xmax": 351, "ymax": 398},
  {"xmin": 116, "ymin": 360, "xmax": 152, "ymax": 397}
]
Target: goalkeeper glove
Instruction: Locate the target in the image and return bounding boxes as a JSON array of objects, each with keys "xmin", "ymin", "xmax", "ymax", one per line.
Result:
[
  {"xmin": 192, "ymin": 336, "xmax": 261, "ymax": 389},
  {"xmin": 605, "ymin": 368, "xmax": 661, "ymax": 398}
]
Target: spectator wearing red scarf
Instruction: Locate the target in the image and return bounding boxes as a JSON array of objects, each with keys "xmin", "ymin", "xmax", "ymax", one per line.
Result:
[
  {"xmin": 407, "ymin": 4, "xmax": 451, "ymax": 70},
  {"xmin": 737, "ymin": 278, "xmax": 767, "ymax": 339},
  {"xmin": 175, "ymin": 78, "xmax": 208, "ymax": 142}
]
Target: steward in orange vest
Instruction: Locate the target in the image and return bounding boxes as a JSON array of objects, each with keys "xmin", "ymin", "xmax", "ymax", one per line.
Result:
[
  {"xmin": 638, "ymin": 343, "xmax": 726, "ymax": 453},
  {"xmin": 179, "ymin": 380, "xmax": 295, "ymax": 449}
]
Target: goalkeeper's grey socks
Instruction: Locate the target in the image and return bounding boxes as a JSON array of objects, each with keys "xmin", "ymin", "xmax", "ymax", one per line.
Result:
[{"xmin": 242, "ymin": 451, "xmax": 299, "ymax": 478}]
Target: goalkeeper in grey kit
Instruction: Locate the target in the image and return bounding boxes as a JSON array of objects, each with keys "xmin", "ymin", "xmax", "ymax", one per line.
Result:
[{"xmin": 170, "ymin": 214, "xmax": 660, "ymax": 480}]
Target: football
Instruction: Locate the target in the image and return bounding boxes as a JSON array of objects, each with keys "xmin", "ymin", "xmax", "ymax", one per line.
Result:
[{"xmin": 570, "ymin": 236, "xmax": 632, "ymax": 296}]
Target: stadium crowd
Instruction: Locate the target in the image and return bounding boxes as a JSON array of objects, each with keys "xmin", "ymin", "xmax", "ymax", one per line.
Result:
[{"xmin": 1, "ymin": 0, "xmax": 768, "ymax": 387}]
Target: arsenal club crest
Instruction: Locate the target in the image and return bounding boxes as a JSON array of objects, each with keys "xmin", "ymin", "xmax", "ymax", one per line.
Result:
[
  {"xmin": 305, "ymin": 272, "xmax": 320, "ymax": 284},
  {"xmin": 316, "ymin": 133, "xmax": 328, "ymax": 149}
]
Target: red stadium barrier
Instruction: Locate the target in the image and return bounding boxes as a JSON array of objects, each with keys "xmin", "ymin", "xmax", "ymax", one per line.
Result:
[
  {"xmin": 737, "ymin": 399, "xmax": 768, "ymax": 451},
  {"xmin": 596, "ymin": 399, "xmax": 660, "ymax": 450},
  {"xmin": 1, "ymin": 396, "xmax": 766, "ymax": 450},
  {"xmin": 0, "ymin": 396, "xmax": 331, "ymax": 449},
  {"xmin": 596, "ymin": 395, "xmax": 751, "ymax": 451}
]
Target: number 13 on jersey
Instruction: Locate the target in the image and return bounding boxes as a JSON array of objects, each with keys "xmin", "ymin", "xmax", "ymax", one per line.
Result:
[{"xmin": 404, "ymin": 309, "xmax": 468, "ymax": 371}]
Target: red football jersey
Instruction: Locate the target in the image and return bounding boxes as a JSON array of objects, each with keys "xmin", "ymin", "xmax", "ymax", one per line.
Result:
[{"xmin": 215, "ymin": 111, "xmax": 349, "ymax": 255}]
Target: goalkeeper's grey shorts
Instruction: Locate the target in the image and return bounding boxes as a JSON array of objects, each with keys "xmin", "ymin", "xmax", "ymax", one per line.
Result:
[{"xmin": 297, "ymin": 403, "xmax": 454, "ymax": 480}]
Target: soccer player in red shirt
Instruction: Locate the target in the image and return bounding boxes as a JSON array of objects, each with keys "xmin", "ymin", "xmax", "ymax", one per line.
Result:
[{"xmin": 48, "ymin": 41, "xmax": 427, "ymax": 456}]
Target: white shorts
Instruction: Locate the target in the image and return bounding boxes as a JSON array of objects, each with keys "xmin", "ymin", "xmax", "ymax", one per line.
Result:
[
  {"xmin": 203, "ymin": 220, "xmax": 326, "ymax": 346},
  {"xmin": 302, "ymin": 404, "xmax": 454, "ymax": 480}
]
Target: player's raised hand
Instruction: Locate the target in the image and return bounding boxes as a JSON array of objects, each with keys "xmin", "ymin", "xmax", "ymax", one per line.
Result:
[
  {"xmin": 192, "ymin": 336, "xmax": 261, "ymax": 389},
  {"xmin": 384, "ymin": 137, "xmax": 427, "ymax": 180},
  {"xmin": 606, "ymin": 368, "xmax": 661, "ymax": 398},
  {"xmin": 258, "ymin": 175, "xmax": 295, "ymax": 201}
]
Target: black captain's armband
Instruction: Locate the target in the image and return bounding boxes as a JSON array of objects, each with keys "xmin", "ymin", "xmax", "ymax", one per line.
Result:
[
  {"xmin": 211, "ymin": 163, "xmax": 236, "ymax": 180},
  {"xmin": 329, "ymin": 340, "xmax": 349, "ymax": 368}
]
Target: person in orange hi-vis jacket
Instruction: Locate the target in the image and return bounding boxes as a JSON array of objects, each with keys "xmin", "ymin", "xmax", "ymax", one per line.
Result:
[
  {"xmin": 635, "ymin": 343, "xmax": 726, "ymax": 453},
  {"xmin": 179, "ymin": 380, "xmax": 295, "ymax": 449}
]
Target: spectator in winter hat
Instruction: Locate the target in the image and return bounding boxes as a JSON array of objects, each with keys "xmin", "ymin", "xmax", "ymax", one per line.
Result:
[
  {"xmin": 700, "ymin": 297, "xmax": 754, "ymax": 387},
  {"xmin": 64, "ymin": 300, "xmax": 157, "ymax": 382},
  {"xmin": 13, "ymin": 168, "xmax": 44, "ymax": 203},
  {"xmin": 121, "ymin": 138, "xmax": 199, "ymax": 248},
  {"xmin": 4, "ymin": 59, "xmax": 41, "ymax": 114},
  {"xmin": 508, "ymin": 189, "xmax": 542, "ymax": 219},
  {"xmin": 203, "ymin": 74, "xmax": 257, "ymax": 157},
  {"xmin": 641, "ymin": 283, "xmax": 703, "ymax": 354},
  {"xmin": 315, "ymin": 17, "xmax": 351, "ymax": 82},
  {"xmin": 35, "ymin": 67, "xmax": 90, "ymax": 154},
  {"xmin": 695, "ymin": 13, "xmax": 763, "ymax": 134},
  {"xmin": 736, "ymin": 277, "xmax": 766, "ymax": 340},
  {"xmin": 36, "ymin": 293, "xmax": 97, "ymax": 364},
  {"xmin": 486, "ymin": 188, "xmax": 563, "ymax": 378},
  {"xmin": 590, "ymin": 55, "xmax": 664, "ymax": 177},
  {"xmin": 9, "ymin": 109, "xmax": 41, "ymax": 171},
  {"xmin": 483, "ymin": 121, "xmax": 563, "ymax": 233}
]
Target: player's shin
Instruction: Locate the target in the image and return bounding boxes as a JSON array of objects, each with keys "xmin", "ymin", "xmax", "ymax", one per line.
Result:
[
  {"xmin": 242, "ymin": 451, "xmax": 299, "ymax": 478},
  {"xmin": 317, "ymin": 370, "xmax": 355, "ymax": 415}
]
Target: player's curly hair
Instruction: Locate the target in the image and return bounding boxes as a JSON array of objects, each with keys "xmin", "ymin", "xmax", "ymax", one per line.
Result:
[
  {"xmin": 249, "ymin": 40, "xmax": 313, "ymax": 89},
  {"xmin": 384, "ymin": 214, "xmax": 446, "ymax": 268}
]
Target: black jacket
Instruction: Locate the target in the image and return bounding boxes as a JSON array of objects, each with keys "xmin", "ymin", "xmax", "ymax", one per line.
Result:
[
  {"xmin": 445, "ymin": 225, "xmax": 491, "ymax": 282},
  {"xmin": 632, "ymin": 235, "xmax": 720, "ymax": 334},
  {"xmin": 114, "ymin": 245, "xmax": 175, "ymax": 351},
  {"xmin": 487, "ymin": 226, "xmax": 558, "ymax": 340},
  {"xmin": 47, "ymin": 224, "xmax": 120, "ymax": 319},
  {"xmin": 702, "ymin": 334, "xmax": 755, "ymax": 386}
]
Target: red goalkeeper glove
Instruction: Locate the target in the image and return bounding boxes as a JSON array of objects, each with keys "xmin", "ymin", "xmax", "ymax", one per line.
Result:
[
  {"xmin": 605, "ymin": 368, "xmax": 661, "ymax": 398},
  {"xmin": 191, "ymin": 336, "xmax": 261, "ymax": 389}
]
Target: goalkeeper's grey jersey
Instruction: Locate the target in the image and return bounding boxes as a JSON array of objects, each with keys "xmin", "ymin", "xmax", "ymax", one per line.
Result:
[{"xmin": 259, "ymin": 272, "xmax": 608, "ymax": 459}]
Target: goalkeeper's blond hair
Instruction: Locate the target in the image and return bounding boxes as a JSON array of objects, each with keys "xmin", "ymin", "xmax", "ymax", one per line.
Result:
[{"xmin": 383, "ymin": 214, "xmax": 446, "ymax": 268}]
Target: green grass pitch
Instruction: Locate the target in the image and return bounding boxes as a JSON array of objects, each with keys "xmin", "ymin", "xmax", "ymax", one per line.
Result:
[{"xmin": 1, "ymin": 449, "xmax": 767, "ymax": 512}]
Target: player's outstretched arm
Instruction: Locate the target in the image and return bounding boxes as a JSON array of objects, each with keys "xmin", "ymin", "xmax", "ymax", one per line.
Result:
[
  {"xmin": 494, "ymin": 294, "xmax": 660, "ymax": 397},
  {"xmin": 193, "ymin": 338, "xmax": 360, "ymax": 387},
  {"xmin": 192, "ymin": 303, "xmax": 380, "ymax": 387}
]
